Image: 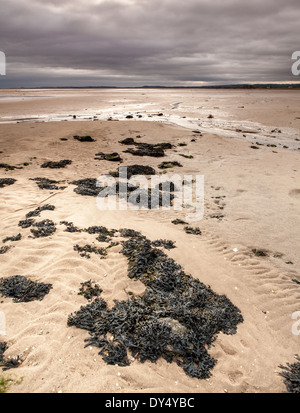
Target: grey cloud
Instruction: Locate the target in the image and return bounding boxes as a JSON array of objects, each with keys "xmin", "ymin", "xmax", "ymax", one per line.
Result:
[{"xmin": 0, "ymin": 0, "xmax": 299, "ymax": 87}]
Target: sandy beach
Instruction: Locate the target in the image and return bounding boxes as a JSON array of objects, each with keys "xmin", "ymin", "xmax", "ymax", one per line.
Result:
[{"xmin": 0, "ymin": 88, "xmax": 299, "ymax": 393}]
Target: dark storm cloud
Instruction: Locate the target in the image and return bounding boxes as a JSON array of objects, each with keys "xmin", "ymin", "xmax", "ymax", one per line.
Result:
[{"xmin": 0, "ymin": 0, "xmax": 299, "ymax": 87}]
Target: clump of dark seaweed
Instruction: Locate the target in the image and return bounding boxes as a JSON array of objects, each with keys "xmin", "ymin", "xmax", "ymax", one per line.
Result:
[
  {"xmin": 172, "ymin": 219, "xmax": 188, "ymax": 225},
  {"xmin": 158, "ymin": 161, "xmax": 183, "ymax": 169},
  {"xmin": 279, "ymin": 355, "xmax": 300, "ymax": 393},
  {"xmin": 0, "ymin": 246, "xmax": 11, "ymax": 255},
  {"xmin": 2, "ymin": 234, "xmax": 21, "ymax": 243},
  {"xmin": 60, "ymin": 221, "xmax": 82, "ymax": 233},
  {"xmin": 30, "ymin": 219, "xmax": 56, "ymax": 238},
  {"xmin": 151, "ymin": 239, "xmax": 176, "ymax": 250},
  {"xmin": 84, "ymin": 226, "xmax": 117, "ymax": 237},
  {"xmin": 70, "ymin": 178, "xmax": 99, "ymax": 196},
  {"xmin": 26, "ymin": 204, "xmax": 55, "ymax": 219},
  {"xmin": 71, "ymin": 175, "xmax": 174, "ymax": 209},
  {"xmin": 78, "ymin": 280, "xmax": 103, "ymax": 301},
  {"xmin": 119, "ymin": 228, "xmax": 142, "ymax": 238},
  {"xmin": 41, "ymin": 160, "xmax": 72, "ymax": 169},
  {"xmin": 0, "ymin": 275, "xmax": 52, "ymax": 302},
  {"xmin": 0, "ymin": 178, "xmax": 16, "ymax": 188},
  {"xmin": 68, "ymin": 232, "xmax": 243, "ymax": 379},
  {"xmin": 121, "ymin": 140, "xmax": 172, "ymax": 158},
  {"xmin": 109, "ymin": 165, "xmax": 156, "ymax": 179},
  {"xmin": 30, "ymin": 177, "xmax": 66, "ymax": 190},
  {"xmin": 184, "ymin": 226, "xmax": 201, "ymax": 235},
  {"xmin": 119, "ymin": 137, "xmax": 135, "ymax": 145},
  {"xmin": 94, "ymin": 152, "xmax": 122, "ymax": 162},
  {"xmin": 73, "ymin": 135, "xmax": 95, "ymax": 142},
  {"xmin": 73, "ymin": 244, "xmax": 107, "ymax": 259},
  {"xmin": 0, "ymin": 164, "xmax": 20, "ymax": 171},
  {"xmin": 18, "ymin": 219, "xmax": 34, "ymax": 229},
  {"xmin": 0, "ymin": 342, "xmax": 21, "ymax": 371},
  {"xmin": 252, "ymin": 248, "xmax": 268, "ymax": 257}
]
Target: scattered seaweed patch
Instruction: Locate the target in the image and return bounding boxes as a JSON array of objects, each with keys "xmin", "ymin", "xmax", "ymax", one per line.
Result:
[
  {"xmin": 73, "ymin": 244, "xmax": 107, "ymax": 259},
  {"xmin": 2, "ymin": 234, "xmax": 21, "ymax": 243},
  {"xmin": 94, "ymin": 152, "xmax": 122, "ymax": 162},
  {"xmin": 0, "ymin": 178, "xmax": 16, "ymax": 188},
  {"xmin": 68, "ymin": 232, "xmax": 243, "ymax": 379},
  {"xmin": 78, "ymin": 280, "xmax": 103, "ymax": 301},
  {"xmin": 30, "ymin": 219, "xmax": 56, "ymax": 238},
  {"xmin": 73, "ymin": 135, "xmax": 95, "ymax": 142},
  {"xmin": 184, "ymin": 226, "xmax": 202, "ymax": 235},
  {"xmin": 41, "ymin": 160, "xmax": 72, "ymax": 169},
  {"xmin": 25, "ymin": 204, "xmax": 55, "ymax": 219},
  {"xmin": 30, "ymin": 177, "xmax": 66, "ymax": 190},
  {"xmin": 279, "ymin": 356, "xmax": 300, "ymax": 393},
  {"xmin": 158, "ymin": 161, "xmax": 182, "ymax": 169},
  {"xmin": 0, "ymin": 246, "xmax": 11, "ymax": 255},
  {"xmin": 0, "ymin": 275, "xmax": 52, "ymax": 303},
  {"xmin": 60, "ymin": 221, "xmax": 82, "ymax": 233},
  {"xmin": 0, "ymin": 342, "xmax": 21, "ymax": 371}
]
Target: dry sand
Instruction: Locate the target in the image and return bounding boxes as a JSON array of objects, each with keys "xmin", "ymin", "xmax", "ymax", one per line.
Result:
[{"xmin": 0, "ymin": 89, "xmax": 299, "ymax": 393}]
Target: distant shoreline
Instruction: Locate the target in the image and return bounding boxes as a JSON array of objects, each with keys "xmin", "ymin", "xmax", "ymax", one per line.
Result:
[{"xmin": 1, "ymin": 83, "xmax": 300, "ymax": 90}]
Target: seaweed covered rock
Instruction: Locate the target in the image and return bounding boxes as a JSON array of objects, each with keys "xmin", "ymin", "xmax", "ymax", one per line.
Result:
[
  {"xmin": 0, "ymin": 275, "xmax": 52, "ymax": 302},
  {"xmin": 158, "ymin": 161, "xmax": 182, "ymax": 169},
  {"xmin": 0, "ymin": 178, "xmax": 16, "ymax": 188},
  {"xmin": 73, "ymin": 135, "xmax": 95, "ymax": 142},
  {"xmin": 94, "ymin": 152, "xmax": 122, "ymax": 162},
  {"xmin": 68, "ymin": 232, "xmax": 243, "ymax": 379},
  {"xmin": 279, "ymin": 356, "xmax": 300, "ymax": 393},
  {"xmin": 119, "ymin": 137, "xmax": 135, "ymax": 145},
  {"xmin": 41, "ymin": 160, "xmax": 72, "ymax": 169}
]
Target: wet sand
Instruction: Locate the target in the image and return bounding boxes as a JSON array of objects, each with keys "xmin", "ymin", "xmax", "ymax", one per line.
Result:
[{"xmin": 0, "ymin": 89, "xmax": 299, "ymax": 393}]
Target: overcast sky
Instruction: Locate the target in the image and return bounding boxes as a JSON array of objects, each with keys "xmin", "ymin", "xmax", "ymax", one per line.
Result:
[{"xmin": 0, "ymin": 0, "xmax": 299, "ymax": 87}]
